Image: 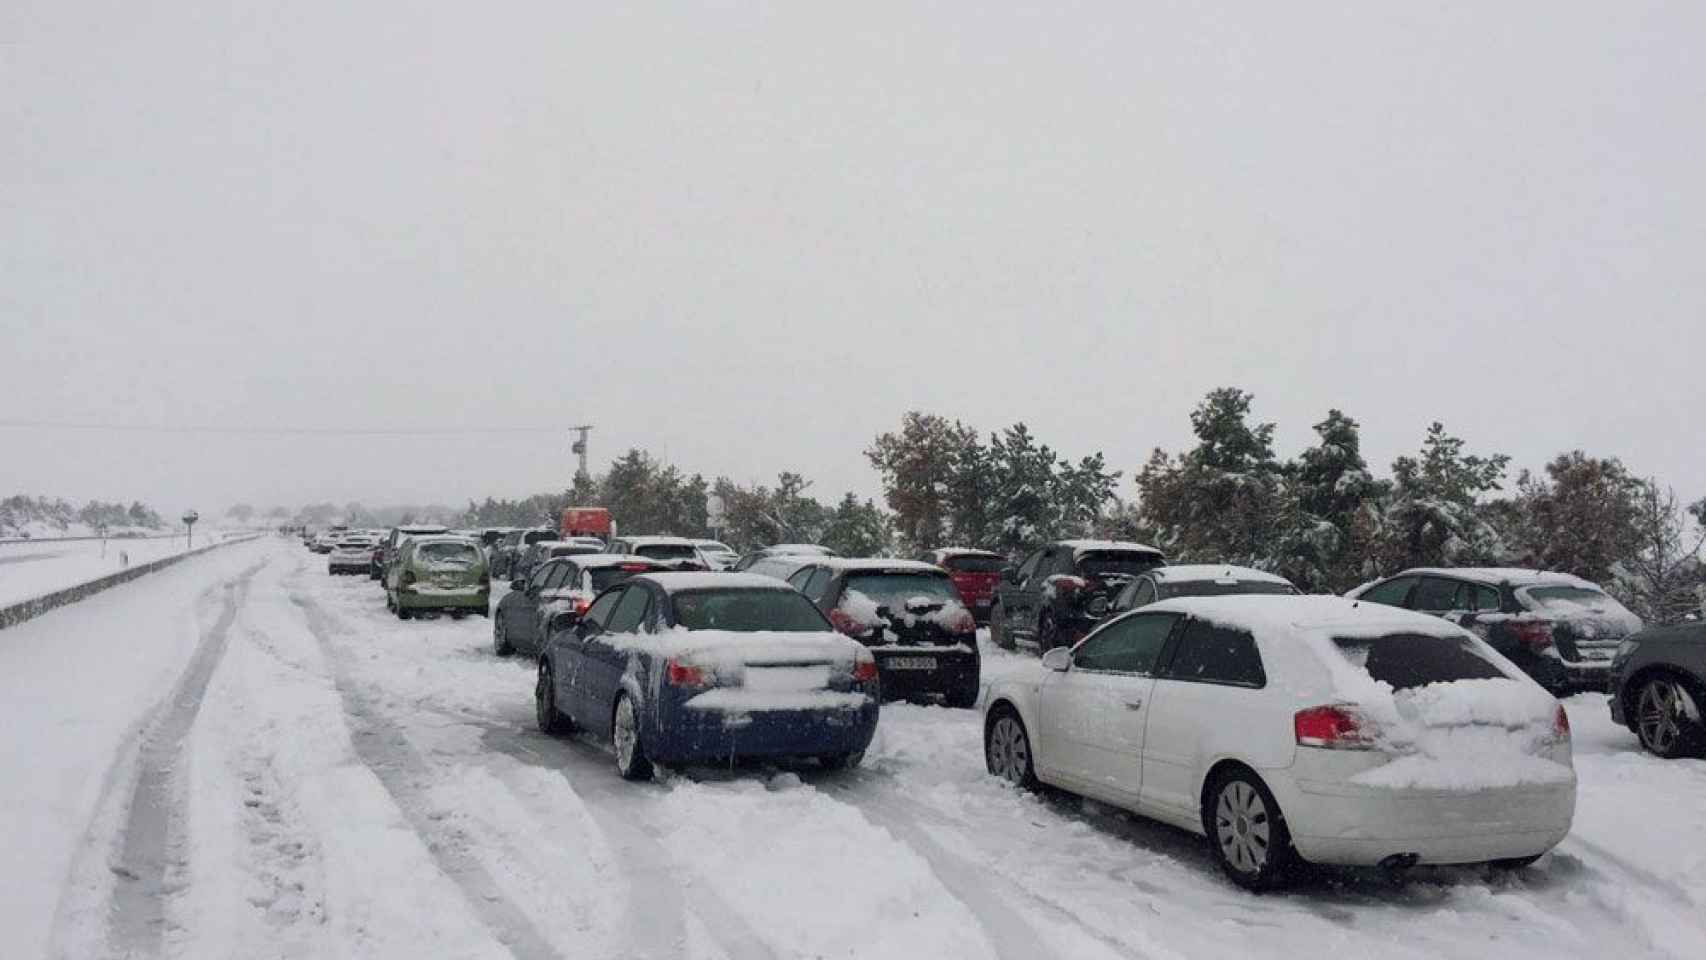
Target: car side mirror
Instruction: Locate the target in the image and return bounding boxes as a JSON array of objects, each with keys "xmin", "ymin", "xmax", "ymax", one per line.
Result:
[
  {"xmin": 510, "ymin": 578, "xmax": 526, "ymax": 591},
  {"xmin": 548, "ymin": 609, "xmax": 582, "ymax": 634},
  {"xmin": 1041, "ymin": 647, "xmax": 1072, "ymax": 672},
  {"xmin": 575, "ymin": 618, "xmax": 601, "ymax": 640}
]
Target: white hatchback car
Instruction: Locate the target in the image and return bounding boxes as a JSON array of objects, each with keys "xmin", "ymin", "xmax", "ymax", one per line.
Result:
[{"xmin": 983, "ymin": 595, "xmax": 1576, "ymax": 889}]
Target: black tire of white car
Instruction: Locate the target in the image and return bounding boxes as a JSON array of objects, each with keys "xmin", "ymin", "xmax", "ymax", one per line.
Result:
[
  {"xmin": 1204, "ymin": 768, "xmax": 1298, "ymax": 891},
  {"xmin": 613, "ymin": 693, "xmax": 653, "ymax": 781},
  {"xmin": 985, "ymin": 707, "xmax": 1038, "ymax": 789},
  {"xmin": 1037, "ymin": 612, "xmax": 1058, "ymax": 653},
  {"xmin": 493, "ymin": 617, "xmax": 513, "ymax": 656},
  {"xmin": 535, "ymin": 661, "xmax": 572, "ymax": 735}
]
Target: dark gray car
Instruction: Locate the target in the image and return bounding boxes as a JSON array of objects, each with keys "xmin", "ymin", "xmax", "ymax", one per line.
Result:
[{"xmin": 1609, "ymin": 621, "xmax": 1706, "ymax": 758}]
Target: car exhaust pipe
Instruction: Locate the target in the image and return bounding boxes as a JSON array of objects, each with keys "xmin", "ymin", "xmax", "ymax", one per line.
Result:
[{"xmin": 1378, "ymin": 853, "xmax": 1419, "ymax": 871}]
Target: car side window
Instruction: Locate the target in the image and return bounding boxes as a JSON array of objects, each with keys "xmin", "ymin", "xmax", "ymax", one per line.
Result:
[
  {"xmin": 1164, "ymin": 619, "xmax": 1266, "ymax": 687},
  {"xmin": 1131, "ymin": 579, "xmax": 1156, "ymax": 608},
  {"xmin": 802, "ymin": 568, "xmax": 834, "ymax": 602},
  {"xmin": 605, "ymin": 586, "xmax": 651, "ymax": 634},
  {"xmin": 582, "ymin": 588, "xmax": 623, "ymax": 630},
  {"xmin": 786, "ymin": 566, "xmax": 814, "ymax": 590},
  {"xmin": 542, "ymin": 563, "xmax": 571, "ymax": 591},
  {"xmin": 526, "ymin": 562, "xmax": 554, "ymax": 591},
  {"xmin": 1359, "ymin": 576, "xmax": 1417, "ymax": 608},
  {"xmin": 1413, "ymin": 577, "xmax": 1466, "ymax": 611},
  {"xmin": 1074, "ymin": 613, "xmax": 1179, "ymax": 674},
  {"xmin": 1473, "ymin": 585, "xmax": 1501, "ymax": 611}
]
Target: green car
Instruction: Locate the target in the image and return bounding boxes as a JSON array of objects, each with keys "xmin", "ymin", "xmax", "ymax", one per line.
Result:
[{"xmin": 386, "ymin": 536, "xmax": 491, "ymax": 620}]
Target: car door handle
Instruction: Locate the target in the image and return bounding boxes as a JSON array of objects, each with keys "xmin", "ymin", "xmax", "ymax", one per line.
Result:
[{"xmin": 1124, "ymin": 699, "xmax": 1143, "ymax": 710}]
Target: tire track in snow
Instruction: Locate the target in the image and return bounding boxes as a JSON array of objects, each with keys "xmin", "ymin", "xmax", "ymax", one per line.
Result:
[
  {"xmin": 104, "ymin": 560, "xmax": 265, "ymax": 958},
  {"xmin": 289, "ymin": 589, "xmax": 562, "ymax": 960},
  {"xmin": 813, "ymin": 773, "xmax": 1144, "ymax": 960}
]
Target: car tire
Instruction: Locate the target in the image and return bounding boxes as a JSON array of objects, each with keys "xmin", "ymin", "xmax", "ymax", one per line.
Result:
[
  {"xmin": 1632, "ymin": 674, "xmax": 1706, "ymax": 759},
  {"xmin": 989, "ymin": 602, "xmax": 1016, "ymax": 651},
  {"xmin": 395, "ymin": 600, "xmax": 411, "ymax": 621},
  {"xmin": 535, "ymin": 660, "xmax": 573, "ymax": 734},
  {"xmin": 1490, "ymin": 854, "xmax": 1544, "ymax": 871},
  {"xmin": 1204, "ymin": 767, "xmax": 1299, "ymax": 891},
  {"xmin": 984, "ymin": 705, "xmax": 1038, "ymax": 789},
  {"xmin": 819, "ymin": 751, "xmax": 864, "ymax": 771},
  {"xmin": 612, "ymin": 693, "xmax": 653, "ymax": 781},
  {"xmin": 493, "ymin": 616, "xmax": 514, "ymax": 656}
]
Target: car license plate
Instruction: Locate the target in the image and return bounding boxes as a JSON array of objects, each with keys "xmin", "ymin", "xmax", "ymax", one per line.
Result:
[
  {"xmin": 887, "ymin": 656, "xmax": 937, "ymax": 671},
  {"xmin": 974, "ymin": 598, "xmax": 991, "ymax": 607}
]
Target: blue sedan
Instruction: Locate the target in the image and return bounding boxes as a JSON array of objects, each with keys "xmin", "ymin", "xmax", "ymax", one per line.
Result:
[{"xmin": 535, "ymin": 572, "xmax": 881, "ymax": 780}]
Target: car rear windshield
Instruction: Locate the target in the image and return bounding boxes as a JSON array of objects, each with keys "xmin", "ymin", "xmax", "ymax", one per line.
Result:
[
  {"xmin": 944, "ymin": 555, "xmax": 1004, "ymax": 574},
  {"xmin": 551, "ymin": 545, "xmax": 603, "ymax": 557},
  {"xmin": 637, "ymin": 543, "xmax": 698, "ymax": 560},
  {"xmin": 843, "ymin": 572, "xmax": 960, "ymax": 607},
  {"xmin": 417, "ymin": 542, "xmax": 480, "ymax": 565},
  {"xmin": 1078, "ymin": 551, "xmax": 1164, "ymax": 578},
  {"xmin": 1161, "ymin": 580, "xmax": 1295, "ymax": 599},
  {"xmin": 671, "ymin": 588, "xmax": 831, "ymax": 632},
  {"xmin": 522, "ymin": 531, "xmax": 559, "ymax": 545},
  {"xmin": 1519, "ymin": 585, "xmax": 1633, "ymax": 618},
  {"xmin": 1330, "ymin": 633, "xmax": 1509, "ymax": 690},
  {"xmin": 588, "ymin": 565, "xmax": 655, "ymax": 592}
]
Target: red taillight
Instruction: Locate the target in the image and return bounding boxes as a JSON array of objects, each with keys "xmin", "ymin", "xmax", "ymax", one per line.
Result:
[
  {"xmin": 1295, "ymin": 705, "xmax": 1376, "ymax": 750},
  {"xmin": 620, "ymin": 563, "xmax": 651, "ymax": 572},
  {"xmin": 828, "ymin": 608, "xmax": 866, "ymax": 638},
  {"xmin": 1053, "ymin": 575, "xmax": 1088, "ymax": 594},
  {"xmin": 1509, "ymin": 620, "xmax": 1556, "ymax": 652},
  {"xmin": 1553, "ymin": 703, "xmax": 1571, "ymax": 741},
  {"xmin": 665, "ymin": 658, "xmax": 709, "ymax": 688},
  {"xmin": 948, "ymin": 609, "xmax": 976, "ymax": 634},
  {"xmin": 573, "ymin": 597, "xmax": 592, "ymax": 614},
  {"xmin": 851, "ymin": 652, "xmax": 878, "ymax": 683}
]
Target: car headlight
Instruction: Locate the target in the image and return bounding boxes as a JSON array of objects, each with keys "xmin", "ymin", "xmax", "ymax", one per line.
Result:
[{"xmin": 1615, "ymin": 638, "xmax": 1639, "ymax": 661}]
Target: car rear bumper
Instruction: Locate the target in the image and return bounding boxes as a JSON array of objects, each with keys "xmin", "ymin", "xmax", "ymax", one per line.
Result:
[
  {"xmin": 654, "ymin": 698, "xmax": 879, "ymax": 764},
  {"xmin": 872, "ymin": 647, "xmax": 979, "ymax": 700},
  {"xmin": 1270, "ymin": 773, "xmax": 1576, "ymax": 867},
  {"xmin": 397, "ymin": 589, "xmax": 488, "ymax": 611},
  {"xmin": 1528, "ymin": 656, "xmax": 1613, "ymax": 693}
]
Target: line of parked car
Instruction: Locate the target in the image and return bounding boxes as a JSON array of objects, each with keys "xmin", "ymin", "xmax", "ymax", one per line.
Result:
[{"xmin": 300, "ymin": 523, "xmax": 1706, "ymax": 890}]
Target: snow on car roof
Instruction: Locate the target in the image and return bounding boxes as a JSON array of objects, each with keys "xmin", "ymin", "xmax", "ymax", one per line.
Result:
[
  {"xmin": 1145, "ymin": 594, "xmax": 1463, "ymax": 636},
  {"xmin": 637, "ymin": 571, "xmax": 799, "ymax": 592},
  {"xmin": 930, "ymin": 547, "xmax": 1004, "ymax": 559},
  {"xmin": 1150, "ymin": 564, "xmax": 1292, "ymax": 585},
  {"xmin": 406, "ymin": 535, "xmax": 480, "ymax": 547},
  {"xmin": 807, "ymin": 558, "xmax": 949, "ymax": 575},
  {"xmin": 764, "ymin": 543, "xmax": 836, "ymax": 555},
  {"xmin": 622, "ymin": 535, "xmax": 697, "ymax": 546},
  {"xmin": 569, "ymin": 553, "xmax": 661, "ymax": 569},
  {"xmin": 1399, "ymin": 567, "xmax": 1601, "ymax": 590},
  {"xmin": 1057, "ymin": 539, "xmax": 1164, "ymax": 556}
]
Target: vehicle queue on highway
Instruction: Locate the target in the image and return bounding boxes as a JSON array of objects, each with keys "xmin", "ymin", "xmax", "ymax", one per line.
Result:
[{"xmin": 299, "ymin": 511, "xmax": 1706, "ymax": 891}]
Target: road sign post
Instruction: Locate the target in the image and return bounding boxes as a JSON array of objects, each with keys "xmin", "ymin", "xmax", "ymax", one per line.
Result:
[{"xmin": 182, "ymin": 510, "xmax": 199, "ymax": 549}]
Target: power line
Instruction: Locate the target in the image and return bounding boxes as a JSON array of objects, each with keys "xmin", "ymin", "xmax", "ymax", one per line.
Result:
[{"xmin": 0, "ymin": 418, "xmax": 565, "ymax": 437}]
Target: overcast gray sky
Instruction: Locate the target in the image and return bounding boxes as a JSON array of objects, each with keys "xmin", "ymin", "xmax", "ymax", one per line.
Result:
[{"xmin": 4, "ymin": 2, "xmax": 1702, "ymax": 518}]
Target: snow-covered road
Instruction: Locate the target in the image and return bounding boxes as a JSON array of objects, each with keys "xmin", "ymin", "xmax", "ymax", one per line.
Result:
[
  {"xmin": 0, "ymin": 535, "xmax": 206, "ymax": 607},
  {"xmin": 4, "ymin": 538, "xmax": 1703, "ymax": 959}
]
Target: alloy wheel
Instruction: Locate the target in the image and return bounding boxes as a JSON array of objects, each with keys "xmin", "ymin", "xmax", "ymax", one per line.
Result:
[
  {"xmin": 1638, "ymin": 678, "xmax": 1686, "ymax": 755},
  {"xmin": 614, "ymin": 696, "xmax": 639, "ymax": 771},
  {"xmin": 1215, "ymin": 780, "xmax": 1272, "ymax": 874},
  {"xmin": 988, "ymin": 715, "xmax": 1031, "ymax": 784}
]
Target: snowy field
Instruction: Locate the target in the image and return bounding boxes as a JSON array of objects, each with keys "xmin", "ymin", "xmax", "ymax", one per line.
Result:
[
  {"xmin": 2, "ymin": 537, "xmax": 1703, "ymax": 959},
  {"xmin": 0, "ymin": 535, "xmax": 204, "ymax": 608}
]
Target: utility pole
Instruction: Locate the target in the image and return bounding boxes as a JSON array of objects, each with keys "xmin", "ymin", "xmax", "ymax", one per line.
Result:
[{"xmin": 570, "ymin": 425, "xmax": 594, "ymax": 478}]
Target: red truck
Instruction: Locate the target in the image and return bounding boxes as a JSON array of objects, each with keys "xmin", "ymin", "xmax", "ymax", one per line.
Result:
[
  {"xmin": 560, "ymin": 507, "xmax": 612, "ymax": 540},
  {"xmin": 922, "ymin": 548, "xmax": 1007, "ymax": 625}
]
